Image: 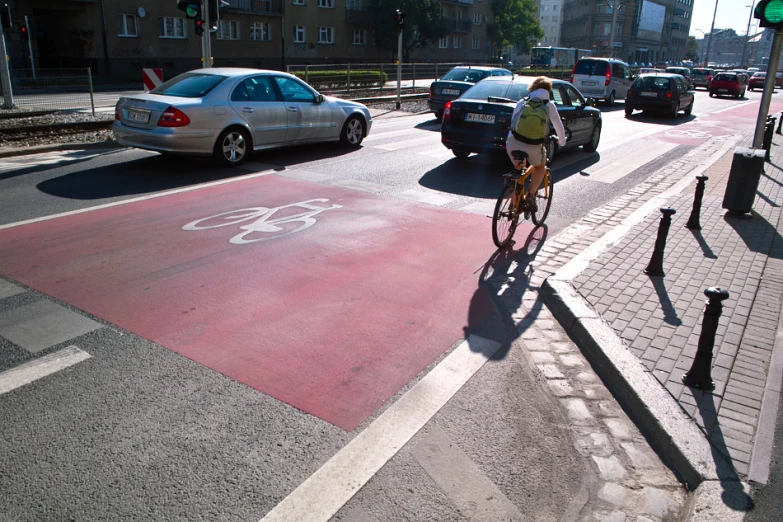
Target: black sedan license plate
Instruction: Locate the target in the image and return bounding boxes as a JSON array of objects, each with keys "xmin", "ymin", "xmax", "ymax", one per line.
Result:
[
  {"xmin": 465, "ymin": 113, "xmax": 495, "ymax": 124},
  {"xmin": 442, "ymin": 88, "xmax": 460, "ymax": 95}
]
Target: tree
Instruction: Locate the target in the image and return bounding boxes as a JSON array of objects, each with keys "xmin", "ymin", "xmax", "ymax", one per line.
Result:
[
  {"xmin": 685, "ymin": 36, "xmax": 699, "ymax": 62},
  {"xmin": 369, "ymin": 0, "xmax": 451, "ymax": 59},
  {"xmin": 487, "ymin": 0, "xmax": 542, "ymax": 59}
]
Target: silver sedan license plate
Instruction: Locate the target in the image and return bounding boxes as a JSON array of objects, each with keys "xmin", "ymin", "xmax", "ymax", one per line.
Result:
[
  {"xmin": 127, "ymin": 109, "xmax": 150, "ymax": 123},
  {"xmin": 442, "ymin": 88, "xmax": 460, "ymax": 95},
  {"xmin": 465, "ymin": 113, "xmax": 495, "ymax": 124}
]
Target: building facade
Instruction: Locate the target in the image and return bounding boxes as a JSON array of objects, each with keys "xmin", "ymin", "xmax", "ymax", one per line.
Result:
[
  {"xmin": 8, "ymin": 0, "xmax": 498, "ymax": 80},
  {"xmin": 559, "ymin": 0, "xmax": 694, "ymax": 65}
]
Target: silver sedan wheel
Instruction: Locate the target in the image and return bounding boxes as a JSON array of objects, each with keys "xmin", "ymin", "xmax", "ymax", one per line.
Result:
[
  {"xmin": 340, "ymin": 116, "xmax": 365, "ymax": 147},
  {"xmin": 222, "ymin": 131, "xmax": 247, "ymax": 163}
]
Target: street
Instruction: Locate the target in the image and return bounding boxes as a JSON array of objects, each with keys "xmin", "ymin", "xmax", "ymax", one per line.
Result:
[{"xmin": 0, "ymin": 87, "xmax": 781, "ymax": 521}]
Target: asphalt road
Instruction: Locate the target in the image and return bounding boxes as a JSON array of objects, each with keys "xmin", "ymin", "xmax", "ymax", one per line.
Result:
[{"xmin": 0, "ymin": 88, "xmax": 779, "ymax": 521}]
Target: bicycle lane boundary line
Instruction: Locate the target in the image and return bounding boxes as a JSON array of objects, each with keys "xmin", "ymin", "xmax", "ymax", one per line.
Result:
[{"xmin": 0, "ymin": 165, "xmax": 280, "ymax": 232}]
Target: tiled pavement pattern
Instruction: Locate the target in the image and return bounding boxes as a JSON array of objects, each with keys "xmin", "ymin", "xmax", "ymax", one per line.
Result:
[{"xmin": 570, "ymin": 138, "xmax": 783, "ymax": 478}]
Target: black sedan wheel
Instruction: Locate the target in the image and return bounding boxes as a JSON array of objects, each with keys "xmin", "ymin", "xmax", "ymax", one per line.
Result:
[
  {"xmin": 434, "ymin": 111, "xmax": 443, "ymax": 121},
  {"xmin": 685, "ymin": 100, "xmax": 694, "ymax": 115},
  {"xmin": 625, "ymin": 106, "xmax": 633, "ymax": 118},
  {"xmin": 583, "ymin": 122, "xmax": 601, "ymax": 153},
  {"xmin": 340, "ymin": 115, "xmax": 366, "ymax": 147},
  {"xmin": 215, "ymin": 128, "xmax": 251, "ymax": 166}
]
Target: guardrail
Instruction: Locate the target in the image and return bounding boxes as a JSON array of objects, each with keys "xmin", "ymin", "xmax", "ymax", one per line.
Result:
[{"xmin": 0, "ymin": 68, "xmax": 96, "ymax": 114}]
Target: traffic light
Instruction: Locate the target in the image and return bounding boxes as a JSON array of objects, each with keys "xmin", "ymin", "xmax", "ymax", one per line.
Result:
[
  {"xmin": 755, "ymin": 0, "xmax": 783, "ymax": 30},
  {"xmin": 177, "ymin": 0, "xmax": 202, "ymax": 20},
  {"xmin": 395, "ymin": 9, "xmax": 405, "ymax": 31},
  {"xmin": 20, "ymin": 23, "xmax": 27, "ymax": 43},
  {"xmin": 1, "ymin": 4, "xmax": 11, "ymax": 30},
  {"xmin": 209, "ymin": 0, "xmax": 229, "ymax": 30},
  {"xmin": 194, "ymin": 18, "xmax": 205, "ymax": 36}
]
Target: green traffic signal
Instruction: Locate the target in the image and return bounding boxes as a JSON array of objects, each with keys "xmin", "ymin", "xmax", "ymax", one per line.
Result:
[{"xmin": 756, "ymin": 0, "xmax": 783, "ymax": 28}]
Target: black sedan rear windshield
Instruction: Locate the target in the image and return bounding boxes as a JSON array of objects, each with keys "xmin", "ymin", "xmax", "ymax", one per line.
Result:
[
  {"xmin": 632, "ymin": 76, "xmax": 672, "ymax": 90},
  {"xmin": 461, "ymin": 80, "xmax": 531, "ymax": 101},
  {"xmin": 151, "ymin": 73, "xmax": 228, "ymax": 97},
  {"xmin": 574, "ymin": 60, "xmax": 607, "ymax": 76},
  {"xmin": 440, "ymin": 68, "xmax": 488, "ymax": 83}
]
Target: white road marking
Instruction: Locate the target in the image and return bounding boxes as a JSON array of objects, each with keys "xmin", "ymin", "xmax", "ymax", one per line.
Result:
[
  {"xmin": 581, "ymin": 141, "xmax": 679, "ymax": 184},
  {"xmin": 363, "ymin": 126, "xmax": 439, "ymax": 143},
  {"xmin": 372, "ymin": 135, "xmax": 442, "ymax": 151},
  {"xmin": 259, "ymin": 335, "xmax": 501, "ymax": 522},
  {"xmin": 396, "ymin": 189, "xmax": 456, "ymax": 206},
  {"xmin": 0, "ymin": 346, "xmax": 91, "ymax": 395},
  {"xmin": 330, "ymin": 179, "xmax": 390, "ymax": 193}
]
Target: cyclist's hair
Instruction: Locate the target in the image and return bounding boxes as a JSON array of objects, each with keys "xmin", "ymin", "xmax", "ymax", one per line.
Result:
[{"xmin": 529, "ymin": 76, "xmax": 553, "ymax": 93}]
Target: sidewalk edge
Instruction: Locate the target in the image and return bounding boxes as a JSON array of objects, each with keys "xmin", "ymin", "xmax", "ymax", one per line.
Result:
[{"xmin": 0, "ymin": 141, "xmax": 124, "ymax": 159}]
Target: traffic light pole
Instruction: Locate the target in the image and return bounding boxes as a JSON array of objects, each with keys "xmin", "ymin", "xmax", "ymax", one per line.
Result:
[
  {"xmin": 396, "ymin": 29, "xmax": 402, "ymax": 110},
  {"xmin": 24, "ymin": 16, "xmax": 35, "ymax": 80},
  {"xmin": 0, "ymin": 19, "xmax": 14, "ymax": 109},
  {"xmin": 753, "ymin": 30, "xmax": 783, "ymax": 147},
  {"xmin": 202, "ymin": 0, "xmax": 212, "ymax": 69}
]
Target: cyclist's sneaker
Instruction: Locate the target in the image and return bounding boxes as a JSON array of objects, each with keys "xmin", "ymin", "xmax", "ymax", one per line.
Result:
[{"xmin": 525, "ymin": 193, "xmax": 538, "ymax": 213}]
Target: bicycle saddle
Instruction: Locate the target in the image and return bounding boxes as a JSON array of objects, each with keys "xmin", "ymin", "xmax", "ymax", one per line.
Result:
[{"xmin": 510, "ymin": 150, "xmax": 529, "ymax": 162}]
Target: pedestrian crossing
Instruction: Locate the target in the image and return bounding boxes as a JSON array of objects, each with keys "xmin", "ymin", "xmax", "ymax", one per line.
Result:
[{"xmin": 0, "ymin": 149, "xmax": 112, "ymax": 173}]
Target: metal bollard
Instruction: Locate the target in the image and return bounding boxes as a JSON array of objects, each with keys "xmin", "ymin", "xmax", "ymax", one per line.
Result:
[
  {"xmin": 644, "ymin": 207, "xmax": 676, "ymax": 276},
  {"xmin": 764, "ymin": 115, "xmax": 776, "ymax": 161},
  {"xmin": 686, "ymin": 176, "xmax": 708, "ymax": 230},
  {"xmin": 777, "ymin": 110, "xmax": 783, "ymax": 135},
  {"xmin": 682, "ymin": 287, "xmax": 730, "ymax": 391}
]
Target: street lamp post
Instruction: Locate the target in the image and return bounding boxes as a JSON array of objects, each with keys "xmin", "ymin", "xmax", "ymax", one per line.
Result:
[
  {"xmin": 741, "ymin": 3, "xmax": 756, "ymax": 68},
  {"xmin": 704, "ymin": 0, "xmax": 720, "ymax": 66}
]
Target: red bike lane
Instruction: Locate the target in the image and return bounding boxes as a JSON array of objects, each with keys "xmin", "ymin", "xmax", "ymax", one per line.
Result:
[{"xmin": 0, "ymin": 175, "xmax": 529, "ymax": 430}]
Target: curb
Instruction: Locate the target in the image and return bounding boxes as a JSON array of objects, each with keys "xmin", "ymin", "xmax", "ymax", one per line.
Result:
[
  {"xmin": 0, "ymin": 141, "xmax": 125, "ymax": 159},
  {"xmin": 539, "ymin": 135, "xmax": 753, "ymax": 521}
]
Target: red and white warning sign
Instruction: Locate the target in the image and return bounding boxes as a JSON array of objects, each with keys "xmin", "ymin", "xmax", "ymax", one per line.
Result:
[{"xmin": 142, "ymin": 68, "xmax": 163, "ymax": 91}]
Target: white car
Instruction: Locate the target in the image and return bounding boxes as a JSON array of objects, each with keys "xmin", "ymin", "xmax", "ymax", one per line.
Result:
[
  {"xmin": 113, "ymin": 68, "xmax": 373, "ymax": 166},
  {"xmin": 570, "ymin": 57, "xmax": 634, "ymax": 105}
]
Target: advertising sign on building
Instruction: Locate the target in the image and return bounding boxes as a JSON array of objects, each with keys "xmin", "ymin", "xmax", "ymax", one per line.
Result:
[{"xmin": 638, "ymin": 0, "xmax": 665, "ymax": 41}]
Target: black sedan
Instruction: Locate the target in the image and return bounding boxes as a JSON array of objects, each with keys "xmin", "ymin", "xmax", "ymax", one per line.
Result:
[
  {"xmin": 428, "ymin": 66, "xmax": 513, "ymax": 121},
  {"xmin": 440, "ymin": 76, "xmax": 602, "ymax": 160},
  {"xmin": 625, "ymin": 73, "xmax": 694, "ymax": 119}
]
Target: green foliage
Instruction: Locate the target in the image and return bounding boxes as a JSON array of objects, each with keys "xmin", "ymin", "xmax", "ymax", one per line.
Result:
[
  {"xmin": 369, "ymin": 0, "xmax": 451, "ymax": 57},
  {"xmin": 488, "ymin": 0, "xmax": 543, "ymax": 57},
  {"xmin": 685, "ymin": 36, "xmax": 700, "ymax": 62},
  {"xmin": 292, "ymin": 70, "xmax": 389, "ymax": 89}
]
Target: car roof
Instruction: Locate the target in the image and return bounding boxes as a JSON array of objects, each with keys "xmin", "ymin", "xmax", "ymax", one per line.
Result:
[
  {"xmin": 479, "ymin": 76, "xmax": 568, "ymax": 86},
  {"xmin": 637, "ymin": 73, "xmax": 680, "ymax": 79},
  {"xmin": 187, "ymin": 67, "xmax": 286, "ymax": 77},
  {"xmin": 577, "ymin": 57, "xmax": 628, "ymax": 64},
  {"xmin": 447, "ymin": 65, "xmax": 505, "ymax": 72}
]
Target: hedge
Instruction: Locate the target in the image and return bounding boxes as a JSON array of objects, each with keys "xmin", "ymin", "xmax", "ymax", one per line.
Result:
[{"xmin": 292, "ymin": 69, "xmax": 389, "ymax": 89}]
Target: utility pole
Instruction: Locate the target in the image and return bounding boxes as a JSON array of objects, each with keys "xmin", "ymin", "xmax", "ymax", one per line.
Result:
[
  {"xmin": 203, "ymin": 0, "xmax": 212, "ymax": 69},
  {"xmin": 0, "ymin": 6, "xmax": 14, "ymax": 109},
  {"xmin": 24, "ymin": 15, "xmax": 34, "ymax": 80},
  {"xmin": 753, "ymin": 30, "xmax": 782, "ymax": 147},
  {"xmin": 704, "ymin": 0, "xmax": 719, "ymax": 66},
  {"xmin": 741, "ymin": 2, "xmax": 756, "ymax": 68},
  {"xmin": 608, "ymin": 0, "xmax": 621, "ymax": 59}
]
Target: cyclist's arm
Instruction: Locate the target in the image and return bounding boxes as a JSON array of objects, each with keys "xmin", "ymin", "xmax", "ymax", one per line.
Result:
[{"xmin": 546, "ymin": 103, "xmax": 567, "ymax": 147}]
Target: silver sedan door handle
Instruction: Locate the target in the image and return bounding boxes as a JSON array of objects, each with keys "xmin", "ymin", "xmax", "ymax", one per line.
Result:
[
  {"xmin": 287, "ymin": 106, "xmax": 299, "ymax": 112},
  {"xmin": 242, "ymin": 107, "xmax": 254, "ymax": 113}
]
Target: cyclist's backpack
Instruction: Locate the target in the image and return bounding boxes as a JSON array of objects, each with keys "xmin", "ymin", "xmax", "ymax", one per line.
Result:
[{"xmin": 511, "ymin": 97, "xmax": 549, "ymax": 144}]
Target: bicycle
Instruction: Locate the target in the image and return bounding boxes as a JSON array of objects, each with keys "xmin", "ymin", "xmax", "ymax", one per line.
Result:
[{"xmin": 491, "ymin": 137, "xmax": 554, "ymax": 248}]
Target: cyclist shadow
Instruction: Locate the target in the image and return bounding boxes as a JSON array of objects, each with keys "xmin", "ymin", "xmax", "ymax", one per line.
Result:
[{"xmin": 464, "ymin": 225, "xmax": 549, "ymax": 361}]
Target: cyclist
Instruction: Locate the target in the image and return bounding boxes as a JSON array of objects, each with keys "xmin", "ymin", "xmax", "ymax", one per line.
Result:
[{"xmin": 505, "ymin": 76, "xmax": 567, "ymax": 211}]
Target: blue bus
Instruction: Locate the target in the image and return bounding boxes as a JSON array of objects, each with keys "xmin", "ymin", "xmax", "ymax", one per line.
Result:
[{"xmin": 531, "ymin": 47, "xmax": 592, "ymax": 68}]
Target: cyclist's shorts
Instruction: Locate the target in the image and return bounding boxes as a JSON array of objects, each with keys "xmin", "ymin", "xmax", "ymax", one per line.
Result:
[{"xmin": 506, "ymin": 133, "xmax": 546, "ymax": 169}]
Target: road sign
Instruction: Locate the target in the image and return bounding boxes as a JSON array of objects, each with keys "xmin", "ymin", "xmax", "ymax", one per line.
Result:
[{"xmin": 142, "ymin": 68, "xmax": 163, "ymax": 91}]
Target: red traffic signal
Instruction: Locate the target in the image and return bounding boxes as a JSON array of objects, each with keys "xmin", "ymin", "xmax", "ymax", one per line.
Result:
[
  {"xmin": 20, "ymin": 25, "xmax": 28, "ymax": 41},
  {"xmin": 194, "ymin": 18, "xmax": 205, "ymax": 36},
  {"xmin": 395, "ymin": 9, "xmax": 405, "ymax": 29}
]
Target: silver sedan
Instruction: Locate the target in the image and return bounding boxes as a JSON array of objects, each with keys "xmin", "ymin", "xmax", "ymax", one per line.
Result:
[{"xmin": 112, "ymin": 68, "xmax": 373, "ymax": 166}]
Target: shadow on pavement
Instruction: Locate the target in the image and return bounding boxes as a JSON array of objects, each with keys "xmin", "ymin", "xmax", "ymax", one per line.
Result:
[
  {"xmin": 689, "ymin": 229, "xmax": 718, "ymax": 259},
  {"xmin": 464, "ymin": 225, "xmax": 548, "ymax": 361},
  {"xmin": 418, "ymin": 154, "xmax": 509, "ymax": 199},
  {"xmin": 648, "ymin": 275, "xmax": 683, "ymax": 326},
  {"xmin": 414, "ymin": 119, "xmax": 442, "ymax": 131},
  {"xmin": 723, "ymin": 210, "xmax": 783, "ymax": 260},
  {"xmin": 0, "ymin": 148, "xmax": 126, "ymax": 182},
  {"xmin": 625, "ymin": 113, "xmax": 697, "ymax": 125}
]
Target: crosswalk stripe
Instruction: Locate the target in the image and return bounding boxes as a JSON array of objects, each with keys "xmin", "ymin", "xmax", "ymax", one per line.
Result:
[
  {"xmin": 581, "ymin": 141, "xmax": 678, "ymax": 184},
  {"xmin": 0, "ymin": 346, "xmax": 91, "ymax": 395},
  {"xmin": 372, "ymin": 135, "xmax": 442, "ymax": 151}
]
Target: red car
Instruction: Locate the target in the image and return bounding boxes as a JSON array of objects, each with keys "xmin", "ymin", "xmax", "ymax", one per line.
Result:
[
  {"xmin": 709, "ymin": 72, "xmax": 747, "ymax": 98},
  {"xmin": 748, "ymin": 72, "xmax": 783, "ymax": 91}
]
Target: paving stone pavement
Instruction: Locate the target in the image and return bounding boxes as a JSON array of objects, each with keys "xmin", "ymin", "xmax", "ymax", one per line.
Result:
[{"xmin": 478, "ymin": 137, "xmax": 749, "ymax": 519}]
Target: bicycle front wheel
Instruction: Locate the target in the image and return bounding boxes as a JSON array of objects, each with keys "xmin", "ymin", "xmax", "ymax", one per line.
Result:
[
  {"xmin": 492, "ymin": 183, "xmax": 519, "ymax": 248},
  {"xmin": 530, "ymin": 167, "xmax": 553, "ymax": 226}
]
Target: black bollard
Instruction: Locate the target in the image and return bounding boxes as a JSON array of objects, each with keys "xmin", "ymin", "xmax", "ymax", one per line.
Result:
[
  {"xmin": 644, "ymin": 207, "xmax": 676, "ymax": 276},
  {"xmin": 686, "ymin": 176, "xmax": 708, "ymax": 230},
  {"xmin": 682, "ymin": 287, "xmax": 730, "ymax": 391},
  {"xmin": 764, "ymin": 116, "xmax": 776, "ymax": 161},
  {"xmin": 777, "ymin": 111, "xmax": 783, "ymax": 135}
]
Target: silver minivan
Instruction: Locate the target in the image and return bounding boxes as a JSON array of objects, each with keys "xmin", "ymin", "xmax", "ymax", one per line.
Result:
[{"xmin": 571, "ymin": 58, "xmax": 633, "ymax": 105}]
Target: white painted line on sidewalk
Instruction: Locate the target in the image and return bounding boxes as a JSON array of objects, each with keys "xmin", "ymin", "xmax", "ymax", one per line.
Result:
[
  {"xmin": 259, "ymin": 335, "xmax": 501, "ymax": 522},
  {"xmin": 583, "ymin": 141, "xmax": 679, "ymax": 184},
  {"xmin": 0, "ymin": 167, "xmax": 279, "ymax": 231},
  {"xmin": 0, "ymin": 346, "xmax": 91, "ymax": 395}
]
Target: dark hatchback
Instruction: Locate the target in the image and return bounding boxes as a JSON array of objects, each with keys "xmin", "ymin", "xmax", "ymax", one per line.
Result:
[
  {"xmin": 428, "ymin": 66, "xmax": 512, "ymax": 120},
  {"xmin": 625, "ymin": 73, "xmax": 694, "ymax": 119},
  {"xmin": 440, "ymin": 76, "xmax": 602, "ymax": 160}
]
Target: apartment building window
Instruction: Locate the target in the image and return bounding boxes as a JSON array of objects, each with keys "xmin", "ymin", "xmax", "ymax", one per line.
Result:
[
  {"xmin": 117, "ymin": 14, "xmax": 138, "ymax": 37},
  {"xmin": 294, "ymin": 25, "xmax": 306, "ymax": 43},
  {"xmin": 473, "ymin": 12, "xmax": 481, "ymax": 25},
  {"xmin": 552, "ymin": 16, "xmax": 558, "ymax": 22},
  {"xmin": 318, "ymin": 26, "xmax": 334, "ymax": 44},
  {"xmin": 593, "ymin": 22, "xmax": 611, "ymax": 37},
  {"xmin": 471, "ymin": 37, "xmax": 479, "ymax": 50},
  {"xmin": 318, "ymin": 0, "xmax": 334, "ymax": 7},
  {"xmin": 439, "ymin": 36, "xmax": 448, "ymax": 48},
  {"xmin": 218, "ymin": 20, "xmax": 240, "ymax": 40},
  {"xmin": 453, "ymin": 37, "xmax": 462, "ymax": 49},
  {"xmin": 159, "ymin": 17, "xmax": 186, "ymax": 38},
  {"xmin": 541, "ymin": 15, "xmax": 549, "ymax": 22},
  {"xmin": 352, "ymin": 29, "xmax": 367, "ymax": 45},
  {"xmin": 346, "ymin": 0, "xmax": 362, "ymax": 8},
  {"xmin": 251, "ymin": 22, "xmax": 271, "ymax": 41},
  {"xmin": 293, "ymin": 0, "xmax": 305, "ymax": 5}
]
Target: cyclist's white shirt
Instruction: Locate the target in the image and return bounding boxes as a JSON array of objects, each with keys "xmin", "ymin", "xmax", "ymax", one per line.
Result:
[{"xmin": 507, "ymin": 88, "xmax": 567, "ymax": 147}]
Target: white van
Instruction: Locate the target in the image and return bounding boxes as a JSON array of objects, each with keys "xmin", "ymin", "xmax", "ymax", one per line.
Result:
[{"xmin": 570, "ymin": 58, "xmax": 634, "ymax": 105}]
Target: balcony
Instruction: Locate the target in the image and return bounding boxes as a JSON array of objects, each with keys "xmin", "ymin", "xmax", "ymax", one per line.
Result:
[
  {"xmin": 226, "ymin": 0, "xmax": 284, "ymax": 15},
  {"xmin": 449, "ymin": 18, "xmax": 472, "ymax": 33},
  {"xmin": 345, "ymin": 8, "xmax": 372, "ymax": 24}
]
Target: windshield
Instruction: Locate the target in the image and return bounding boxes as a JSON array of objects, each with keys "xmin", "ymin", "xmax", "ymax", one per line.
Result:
[
  {"xmin": 574, "ymin": 60, "xmax": 607, "ymax": 76},
  {"xmin": 441, "ymin": 68, "xmax": 488, "ymax": 83},
  {"xmin": 632, "ymin": 76, "xmax": 672, "ymax": 90},
  {"xmin": 461, "ymin": 80, "xmax": 531, "ymax": 101},
  {"xmin": 714, "ymin": 74, "xmax": 736, "ymax": 82},
  {"xmin": 150, "ymin": 73, "xmax": 228, "ymax": 98},
  {"xmin": 752, "ymin": 72, "xmax": 766, "ymax": 77}
]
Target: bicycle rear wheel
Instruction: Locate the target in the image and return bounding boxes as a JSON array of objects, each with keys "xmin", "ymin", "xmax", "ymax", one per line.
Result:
[
  {"xmin": 529, "ymin": 167, "xmax": 553, "ymax": 226},
  {"xmin": 492, "ymin": 182, "xmax": 519, "ymax": 248}
]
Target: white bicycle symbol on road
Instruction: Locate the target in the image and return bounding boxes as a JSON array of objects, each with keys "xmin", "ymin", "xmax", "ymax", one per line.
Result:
[
  {"xmin": 665, "ymin": 129, "xmax": 712, "ymax": 139},
  {"xmin": 182, "ymin": 199, "xmax": 343, "ymax": 244}
]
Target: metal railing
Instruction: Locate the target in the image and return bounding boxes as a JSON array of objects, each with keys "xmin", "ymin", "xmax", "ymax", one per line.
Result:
[
  {"xmin": 226, "ymin": 0, "xmax": 284, "ymax": 15},
  {"xmin": 0, "ymin": 68, "xmax": 96, "ymax": 114}
]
